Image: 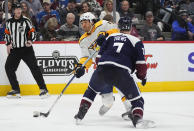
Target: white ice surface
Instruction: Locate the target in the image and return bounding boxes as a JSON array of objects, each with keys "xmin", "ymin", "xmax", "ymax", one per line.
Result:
[{"xmin": 0, "ymin": 91, "xmax": 194, "ymax": 131}]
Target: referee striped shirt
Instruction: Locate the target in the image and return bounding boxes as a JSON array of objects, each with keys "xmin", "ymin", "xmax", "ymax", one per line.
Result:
[{"xmin": 4, "ymin": 15, "xmax": 36, "ymax": 48}]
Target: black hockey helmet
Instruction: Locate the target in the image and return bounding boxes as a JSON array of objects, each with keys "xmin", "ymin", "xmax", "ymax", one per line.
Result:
[
  {"xmin": 12, "ymin": 2, "xmax": 22, "ymax": 10},
  {"xmin": 118, "ymin": 17, "xmax": 132, "ymax": 31}
]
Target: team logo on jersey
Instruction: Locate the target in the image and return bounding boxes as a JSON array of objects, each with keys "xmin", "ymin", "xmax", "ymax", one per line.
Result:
[
  {"xmin": 18, "ymin": 26, "xmax": 24, "ymax": 33},
  {"xmin": 36, "ymin": 50, "xmax": 79, "ymax": 76}
]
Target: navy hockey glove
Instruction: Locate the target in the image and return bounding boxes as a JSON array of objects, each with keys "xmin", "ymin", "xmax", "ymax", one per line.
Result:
[
  {"xmin": 96, "ymin": 33, "xmax": 108, "ymax": 46},
  {"xmin": 74, "ymin": 63, "xmax": 85, "ymax": 78}
]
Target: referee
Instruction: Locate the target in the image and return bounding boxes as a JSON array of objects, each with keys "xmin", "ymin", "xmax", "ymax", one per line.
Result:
[{"xmin": 4, "ymin": 2, "xmax": 49, "ymax": 98}]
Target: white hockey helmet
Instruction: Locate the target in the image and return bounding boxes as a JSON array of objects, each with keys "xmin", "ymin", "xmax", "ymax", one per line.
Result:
[{"xmin": 80, "ymin": 12, "xmax": 96, "ymax": 23}]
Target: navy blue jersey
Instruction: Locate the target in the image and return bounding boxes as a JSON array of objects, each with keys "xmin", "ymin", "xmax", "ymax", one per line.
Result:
[{"xmin": 98, "ymin": 33, "xmax": 146, "ymax": 73}]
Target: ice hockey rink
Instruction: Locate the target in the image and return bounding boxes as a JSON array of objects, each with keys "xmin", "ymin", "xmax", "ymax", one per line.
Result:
[{"xmin": 0, "ymin": 91, "xmax": 194, "ymax": 131}]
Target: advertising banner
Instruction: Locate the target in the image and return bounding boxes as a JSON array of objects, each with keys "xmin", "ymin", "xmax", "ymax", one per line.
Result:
[{"xmin": 0, "ymin": 41, "xmax": 194, "ymax": 95}]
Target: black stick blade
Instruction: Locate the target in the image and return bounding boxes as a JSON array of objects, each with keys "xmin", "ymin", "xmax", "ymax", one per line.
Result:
[{"xmin": 40, "ymin": 112, "xmax": 50, "ymax": 117}]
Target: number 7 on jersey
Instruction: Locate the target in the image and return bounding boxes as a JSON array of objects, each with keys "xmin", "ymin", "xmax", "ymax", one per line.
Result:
[{"xmin": 113, "ymin": 42, "xmax": 124, "ymax": 53}]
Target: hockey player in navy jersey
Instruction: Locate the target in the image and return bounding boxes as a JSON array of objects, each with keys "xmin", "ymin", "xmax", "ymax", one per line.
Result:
[
  {"xmin": 74, "ymin": 12, "xmax": 132, "ymax": 119},
  {"xmin": 74, "ymin": 17, "xmax": 149, "ymax": 128}
]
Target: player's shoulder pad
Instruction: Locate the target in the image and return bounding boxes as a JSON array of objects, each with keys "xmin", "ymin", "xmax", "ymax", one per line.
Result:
[
  {"xmin": 94, "ymin": 20, "xmax": 103, "ymax": 29},
  {"xmin": 125, "ymin": 34, "xmax": 141, "ymax": 47},
  {"xmin": 106, "ymin": 33, "xmax": 141, "ymax": 47},
  {"xmin": 79, "ymin": 32, "xmax": 88, "ymax": 43},
  {"xmin": 101, "ymin": 20, "xmax": 117, "ymax": 28},
  {"xmin": 106, "ymin": 33, "xmax": 123, "ymax": 39}
]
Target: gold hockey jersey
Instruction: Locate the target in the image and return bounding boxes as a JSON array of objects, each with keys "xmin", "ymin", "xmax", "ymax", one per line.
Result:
[{"xmin": 79, "ymin": 20, "xmax": 119, "ymax": 69}]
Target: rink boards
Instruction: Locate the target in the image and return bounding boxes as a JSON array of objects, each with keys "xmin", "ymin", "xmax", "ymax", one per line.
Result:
[{"xmin": 0, "ymin": 41, "xmax": 194, "ymax": 96}]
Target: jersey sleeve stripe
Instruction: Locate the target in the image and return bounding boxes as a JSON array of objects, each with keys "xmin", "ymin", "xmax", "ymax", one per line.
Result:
[{"xmin": 136, "ymin": 61, "xmax": 146, "ymax": 64}]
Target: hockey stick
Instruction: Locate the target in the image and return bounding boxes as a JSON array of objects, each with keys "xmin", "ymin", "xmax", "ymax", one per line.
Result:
[{"xmin": 33, "ymin": 48, "xmax": 98, "ymax": 118}]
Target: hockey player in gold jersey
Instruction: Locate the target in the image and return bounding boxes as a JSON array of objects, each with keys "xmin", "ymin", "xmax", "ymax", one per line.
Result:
[{"xmin": 74, "ymin": 12, "xmax": 132, "ymax": 121}]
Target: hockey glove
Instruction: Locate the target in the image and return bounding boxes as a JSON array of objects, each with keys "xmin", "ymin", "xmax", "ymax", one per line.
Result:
[
  {"xmin": 141, "ymin": 78, "xmax": 147, "ymax": 86},
  {"xmin": 96, "ymin": 33, "xmax": 108, "ymax": 46},
  {"xmin": 135, "ymin": 64, "xmax": 147, "ymax": 86},
  {"xmin": 74, "ymin": 63, "xmax": 85, "ymax": 78},
  {"xmin": 95, "ymin": 55, "xmax": 101, "ymax": 65}
]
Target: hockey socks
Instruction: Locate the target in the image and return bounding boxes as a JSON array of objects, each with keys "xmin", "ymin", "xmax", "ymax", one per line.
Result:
[
  {"xmin": 74, "ymin": 99, "xmax": 92, "ymax": 120},
  {"xmin": 75, "ymin": 86, "xmax": 96, "ymax": 120}
]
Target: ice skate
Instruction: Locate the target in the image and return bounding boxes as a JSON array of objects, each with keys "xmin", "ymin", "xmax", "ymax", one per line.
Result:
[
  {"xmin": 74, "ymin": 114, "xmax": 82, "ymax": 125},
  {"xmin": 128, "ymin": 113, "xmax": 156, "ymax": 129},
  {"xmin": 121, "ymin": 110, "xmax": 132, "ymax": 121},
  {"xmin": 135, "ymin": 119, "xmax": 156, "ymax": 129},
  {"xmin": 99, "ymin": 94, "xmax": 115, "ymax": 116},
  {"xmin": 39, "ymin": 89, "xmax": 50, "ymax": 99},
  {"xmin": 6, "ymin": 90, "xmax": 21, "ymax": 99},
  {"xmin": 74, "ymin": 103, "xmax": 90, "ymax": 125}
]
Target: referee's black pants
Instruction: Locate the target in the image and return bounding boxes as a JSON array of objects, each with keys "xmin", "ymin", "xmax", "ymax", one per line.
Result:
[{"xmin": 5, "ymin": 46, "xmax": 47, "ymax": 92}]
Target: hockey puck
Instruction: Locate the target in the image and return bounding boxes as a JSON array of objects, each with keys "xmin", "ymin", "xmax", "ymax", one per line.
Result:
[{"xmin": 33, "ymin": 111, "xmax": 40, "ymax": 117}]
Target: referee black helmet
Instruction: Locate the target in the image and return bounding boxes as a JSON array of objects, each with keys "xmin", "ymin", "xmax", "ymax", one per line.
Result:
[{"xmin": 12, "ymin": 2, "xmax": 22, "ymax": 10}]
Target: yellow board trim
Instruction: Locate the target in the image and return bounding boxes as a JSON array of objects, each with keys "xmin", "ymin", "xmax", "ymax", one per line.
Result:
[{"xmin": 0, "ymin": 81, "xmax": 194, "ymax": 96}]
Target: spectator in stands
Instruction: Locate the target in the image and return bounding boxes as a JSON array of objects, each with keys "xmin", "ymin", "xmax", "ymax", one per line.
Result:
[
  {"xmin": 140, "ymin": 11, "xmax": 164, "ymax": 41},
  {"xmin": 21, "ymin": 0, "xmax": 43, "ymax": 16},
  {"xmin": 172, "ymin": 10, "xmax": 194, "ymax": 40},
  {"xmin": 51, "ymin": 0, "xmax": 81, "ymax": 9},
  {"xmin": 178, "ymin": 0, "xmax": 194, "ymax": 15},
  {"xmin": 99, "ymin": 0, "xmax": 120, "ymax": 23},
  {"xmin": 0, "ymin": 8, "xmax": 5, "ymax": 41},
  {"xmin": 37, "ymin": 0, "xmax": 60, "ymax": 30},
  {"xmin": 103, "ymin": 14, "xmax": 114, "ymax": 23},
  {"xmin": 178, "ymin": 0, "xmax": 194, "ymax": 25},
  {"xmin": 20, "ymin": 1, "xmax": 38, "ymax": 30},
  {"xmin": 79, "ymin": 2, "xmax": 91, "ymax": 14},
  {"xmin": 134, "ymin": 0, "xmax": 160, "ymax": 17},
  {"xmin": 57, "ymin": 13, "xmax": 79, "ymax": 41},
  {"xmin": 50, "ymin": 0, "xmax": 59, "ymax": 10},
  {"xmin": 1, "ymin": 1, "xmax": 12, "ymax": 19},
  {"xmin": 157, "ymin": 0, "xmax": 173, "ymax": 31},
  {"xmin": 80, "ymin": 0, "xmax": 102, "ymax": 17},
  {"xmin": 50, "ymin": 0, "xmax": 67, "ymax": 9},
  {"xmin": 58, "ymin": 0, "xmax": 79, "ymax": 26},
  {"xmin": 41, "ymin": 17, "xmax": 59, "ymax": 41},
  {"xmin": 188, "ymin": 14, "xmax": 194, "ymax": 25},
  {"xmin": 118, "ymin": 0, "xmax": 138, "ymax": 24},
  {"xmin": 21, "ymin": 1, "xmax": 33, "ymax": 18},
  {"xmin": 96, "ymin": 0, "xmax": 103, "ymax": 7}
]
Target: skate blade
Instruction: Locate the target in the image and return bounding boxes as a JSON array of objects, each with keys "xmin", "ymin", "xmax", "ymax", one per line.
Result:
[
  {"xmin": 136, "ymin": 120, "xmax": 156, "ymax": 129},
  {"xmin": 75, "ymin": 118, "xmax": 82, "ymax": 125},
  {"xmin": 40, "ymin": 93, "xmax": 50, "ymax": 99},
  {"xmin": 122, "ymin": 114, "xmax": 131, "ymax": 121},
  {"xmin": 6, "ymin": 94, "xmax": 21, "ymax": 99},
  {"xmin": 121, "ymin": 111, "xmax": 131, "ymax": 121}
]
